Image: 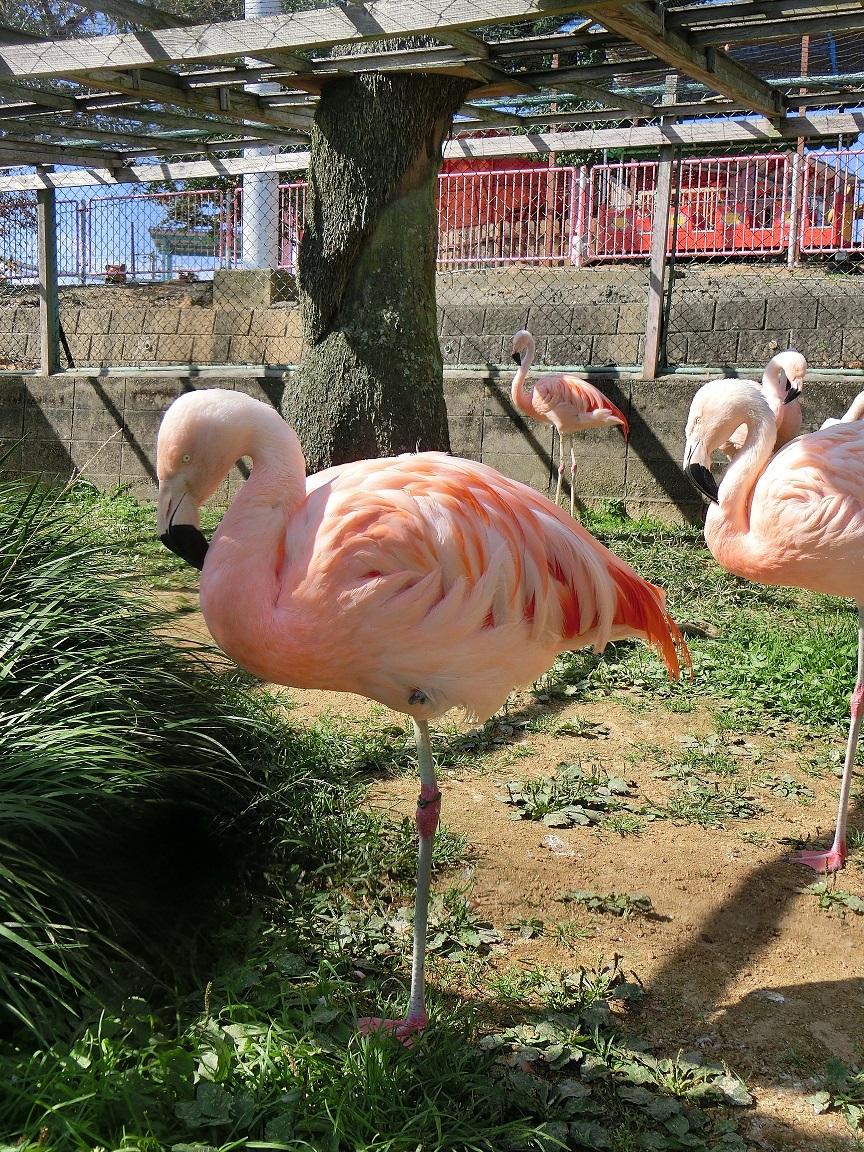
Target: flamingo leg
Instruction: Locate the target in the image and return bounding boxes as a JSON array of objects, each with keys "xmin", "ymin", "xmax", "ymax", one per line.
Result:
[
  {"xmin": 358, "ymin": 718, "xmax": 440, "ymax": 1042},
  {"xmin": 791, "ymin": 605, "xmax": 864, "ymax": 872},
  {"xmin": 555, "ymin": 432, "xmax": 565, "ymax": 507},
  {"xmin": 569, "ymin": 437, "xmax": 577, "ymax": 518}
]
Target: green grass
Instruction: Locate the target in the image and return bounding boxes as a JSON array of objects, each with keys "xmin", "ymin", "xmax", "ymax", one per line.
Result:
[
  {"xmin": 556, "ymin": 503, "xmax": 861, "ymax": 735},
  {"xmin": 1, "ymin": 489, "xmax": 860, "ymax": 1150}
]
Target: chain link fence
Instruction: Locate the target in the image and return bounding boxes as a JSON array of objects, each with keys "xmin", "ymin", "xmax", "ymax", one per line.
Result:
[{"xmin": 1, "ymin": 145, "xmax": 862, "ymax": 374}]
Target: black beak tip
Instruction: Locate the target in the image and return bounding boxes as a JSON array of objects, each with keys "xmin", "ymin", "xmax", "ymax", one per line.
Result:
[
  {"xmin": 784, "ymin": 386, "xmax": 801, "ymax": 404},
  {"xmin": 160, "ymin": 525, "xmax": 209, "ymax": 571},
  {"xmin": 685, "ymin": 461, "xmax": 719, "ymax": 504},
  {"xmin": 511, "ymin": 352, "xmax": 522, "ymax": 366}
]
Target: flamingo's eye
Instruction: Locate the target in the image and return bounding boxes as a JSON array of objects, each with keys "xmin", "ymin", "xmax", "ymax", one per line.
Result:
[{"xmin": 182, "ymin": 454, "xmax": 191, "ymax": 463}]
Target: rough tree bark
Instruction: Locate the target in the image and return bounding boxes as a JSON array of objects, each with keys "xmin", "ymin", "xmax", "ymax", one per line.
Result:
[{"xmin": 282, "ymin": 69, "xmax": 472, "ymax": 473}]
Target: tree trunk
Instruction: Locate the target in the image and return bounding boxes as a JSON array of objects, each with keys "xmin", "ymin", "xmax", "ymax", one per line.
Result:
[{"xmin": 282, "ymin": 70, "xmax": 472, "ymax": 473}]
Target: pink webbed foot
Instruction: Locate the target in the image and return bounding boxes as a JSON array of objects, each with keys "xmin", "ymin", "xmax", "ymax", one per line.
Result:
[
  {"xmin": 357, "ymin": 1013, "xmax": 427, "ymax": 1047},
  {"xmin": 788, "ymin": 842, "xmax": 847, "ymax": 872}
]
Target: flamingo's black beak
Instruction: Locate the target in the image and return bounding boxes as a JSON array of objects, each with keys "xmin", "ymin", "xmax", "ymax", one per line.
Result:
[
  {"xmin": 160, "ymin": 524, "xmax": 209, "ymax": 570},
  {"xmin": 784, "ymin": 387, "xmax": 801, "ymax": 404},
  {"xmin": 512, "ymin": 351, "xmax": 522, "ymax": 366},
  {"xmin": 684, "ymin": 461, "xmax": 719, "ymax": 503}
]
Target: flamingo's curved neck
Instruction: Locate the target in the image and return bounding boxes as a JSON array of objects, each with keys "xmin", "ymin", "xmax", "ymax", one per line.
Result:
[
  {"xmin": 511, "ymin": 340, "xmax": 535, "ymax": 418},
  {"xmin": 707, "ymin": 404, "xmax": 775, "ymax": 554},
  {"xmin": 204, "ymin": 413, "xmax": 305, "ymax": 612}
]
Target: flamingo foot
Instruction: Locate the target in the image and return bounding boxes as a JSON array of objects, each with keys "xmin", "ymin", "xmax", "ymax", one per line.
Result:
[
  {"xmin": 357, "ymin": 1012, "xmax": 427, "ymax": 1046},
  {"xmin": 787, "ymin": 842, "xmax": 847, "ymax": 872}
]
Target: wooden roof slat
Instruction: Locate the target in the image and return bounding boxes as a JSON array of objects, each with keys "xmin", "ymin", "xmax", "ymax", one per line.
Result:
[
  {"xmin": 690, "ymin": 10, "xmax": 864, "ymax": 44},
  {"xmin": 0, "ymin": 0, "xmax": 588, "ymax": 80},
  {"xmin": 71, "ymin": 66, "xmax": 315, "ymax": 132},
  {"xmin": 667, "ymin": 0, "xmax": 860, "ymax": 29},
  {"xmin": 577, "ymin": 0, "xmax": 785, "ymax": 116},
  {"xmin": 3, "ymin": 110, "xmax": 864, "ymax": 186},
  {"xmin": 72, "ymin": 0, "xmax": 196, "ymax": 30}
]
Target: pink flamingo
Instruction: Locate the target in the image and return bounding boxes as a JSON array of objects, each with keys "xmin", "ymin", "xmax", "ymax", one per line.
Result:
[
  {"xmin": 719, "ymin": 349, "xmax": 808, "ymax": 459},
  {"xmin": 158, "ymin": 388, "xmax": 688, "ymax": 1041},
  {"xmin": 510, "ymin": 329, "xmax": 629, "ymax": 517},
  {"xmin": 683, "ymin": 377, "xmax": 864, "ymax": 872}
]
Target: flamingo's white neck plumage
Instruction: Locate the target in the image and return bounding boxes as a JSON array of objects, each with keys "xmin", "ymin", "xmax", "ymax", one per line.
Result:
[
  {"xmin": 510, "ymin": 329, "xmax": 537, "ymax": 419},
  {"xmin": 683, "ymin": 378, "xmax": 778, "ymax": 567}
]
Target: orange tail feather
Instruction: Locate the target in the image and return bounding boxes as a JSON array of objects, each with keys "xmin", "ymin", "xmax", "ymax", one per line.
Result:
[{"xmin": 612, "ymin": 565, "xmax": 691, "ymax": 680}]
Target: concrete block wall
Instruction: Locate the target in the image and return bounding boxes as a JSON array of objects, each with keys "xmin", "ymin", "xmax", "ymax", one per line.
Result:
[
  {"xmin": 2, "ymin": 264, "xmax": 863, "ymax": 372},
  {"xmin": 2, "ymin": 368, "xmax": 862, "ymax": 525}
]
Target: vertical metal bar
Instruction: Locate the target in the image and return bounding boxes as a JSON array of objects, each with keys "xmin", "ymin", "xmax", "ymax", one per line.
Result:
[
  {"xmin": 788, "ymin": 151, "xmax": 802, "ymax": 265},
  {"xmin": 642, "ymin": 145, "xmax": 675, "ymax": 380},
  {"xmin": 37, "ymin": 181, "xmax": 60, "ymax": 377}
]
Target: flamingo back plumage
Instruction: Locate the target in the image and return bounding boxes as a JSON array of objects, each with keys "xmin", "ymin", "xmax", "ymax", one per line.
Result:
[
  {"xmin": 264, "ymin": 452, "xmax": 686, "ymax": 721},
  {"xmin": 531, "ymin": 375, "xmax": 629, "ymax": 437}
]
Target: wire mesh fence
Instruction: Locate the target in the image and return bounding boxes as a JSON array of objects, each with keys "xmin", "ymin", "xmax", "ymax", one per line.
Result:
[
  {"xmin": 1, "ymin": 145, "xmax": 863, "ymax": 373},
  {"xmin": 663, "ymin": 144, "xmax": 864, "ymax": 370}
]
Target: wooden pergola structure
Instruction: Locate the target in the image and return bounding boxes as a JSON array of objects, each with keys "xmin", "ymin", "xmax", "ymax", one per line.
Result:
[{"xmin": 2, "ymin": 0, "xmax": 864, "ymax": 375}]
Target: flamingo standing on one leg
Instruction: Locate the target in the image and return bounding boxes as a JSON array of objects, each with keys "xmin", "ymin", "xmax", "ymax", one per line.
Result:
[
  {"xmin": 683, "ymin": 377, "xmax": 864, "ymax": 872},
  {"xmin": 510, "ymin": 329, "xmax": 629, "ymax": 516},
  {"xmin": 158, "ymin": 388, "xmax": 688, "ymax": 1041},
  {"xmin": 718, "ymin": 349, "xmax": 808, "ymax": 460}
]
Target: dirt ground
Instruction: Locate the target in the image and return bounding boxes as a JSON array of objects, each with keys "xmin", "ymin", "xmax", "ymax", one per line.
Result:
[
  {"xmin": 278, "ymin": 681, "xmax": 864, "ymax": 1152},
  {"xmin": 169, "ymin": 597, "xmax": 863, "ymax": 1149}
]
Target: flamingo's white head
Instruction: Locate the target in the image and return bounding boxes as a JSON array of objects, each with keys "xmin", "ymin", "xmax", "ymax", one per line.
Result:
[
  {"xmin": 764, "ymin": 349, "xmax": 807, "ymax": 414},
  {"xmin": 683, "ymin": 378, "xmax": 774, "ymax": 503},
  {"xmin": 156, "ymin": 388, "xmax": 254, "ymax": 570},
  {"xmin": 510, "ymin": 329, "xmax": 536, "ymax": 386}
]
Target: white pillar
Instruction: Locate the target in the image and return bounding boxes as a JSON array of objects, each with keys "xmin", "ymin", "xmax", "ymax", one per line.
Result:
[{"xmin": 242, "ymin": 0, "xmax": 280, "ymax": 270}]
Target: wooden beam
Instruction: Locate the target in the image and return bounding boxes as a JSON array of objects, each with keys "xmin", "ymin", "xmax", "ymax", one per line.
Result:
[
  {"xmin": 0, "ymin": 88, "xmax": 294, "ymax": 143},
  {"xmin": 2, "ymin": 110, "xmax": 862, "ymax": 189},
  {"xmin": 0, "ymin": 0, "xmax": 588, "ymax": 79},
  {"xmin": 642, "ymin": 144, "xmax": 674, "ymax": 379},
  {"xmin": 73, "ymin": 0, "xmax": 196, "ymax": 29},
  {"xmin": 544, "ymin": 79, "xmax": 656, "ymax": 115},
  {"xmin": 576, "ymin": 0, "xmax": 785, "ymax": 116},
  {"xmin": 518, "ymin": 58, "xmax": 663, "ymax": 84},
  {"xmin": 0, "ymin": 79, "xmax": 78, "ymax": 110},
  {"xmin": 72, "ymin": 66, "xmax": 315, "ymax": 132},
  {"xmin": 0, "ymin": 138, "xmax": 125, "ymax": 166},
  {"xmin": 437, "ymin": 29, "xmax": 490, "ymax": 58},
  {"xmin": 0, "ymin": 150, "xmax": 311, "ymax": 185},
  {"xmin": 668, "ymin": 0, "xmax": 861, "ymax": 28},
  {"xmin": 690, "ymin": 10, "xmax": 864, "ymax": 45}
]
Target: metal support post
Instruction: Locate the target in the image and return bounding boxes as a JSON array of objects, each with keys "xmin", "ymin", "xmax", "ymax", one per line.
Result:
[
  {"xmin": 642, "ymin": 145, "xmax": 674, "ymax": 380},
  {"xmin": 37, "ymin": 182, "xmax": 60, "ymax": 376},
  {"xmin": 242, "ymin": 0, "xmax": 281, "ymax": 270}
]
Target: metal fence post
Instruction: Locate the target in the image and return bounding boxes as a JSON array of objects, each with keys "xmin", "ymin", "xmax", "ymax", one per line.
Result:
[
  {"xmin": 791, "ymin": 152, "xmax": 801, "ymax": 264},
  {"xmin": 37, "ymin": 180, "xmax": 61, "ymax": 376},
  {"xmin": 642, "ymin": 145, "xmax": 675, "ymax": 380}
]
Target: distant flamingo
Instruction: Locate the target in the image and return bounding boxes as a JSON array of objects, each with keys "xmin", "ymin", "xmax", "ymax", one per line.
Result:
[
  {"xmin": 158, "ymin": 388, "xmax": 688, "ymax": 1041},
  {"xmin": 683, "ymin": 377, "xmax": 864, "ymax": 872},
  {"xmin": 719, "ymin": 349, "xmax": 808, "ymax": 459},
  {"xmin": 510, "ymin": 329, "xmax": 629, "ymax": 516}
]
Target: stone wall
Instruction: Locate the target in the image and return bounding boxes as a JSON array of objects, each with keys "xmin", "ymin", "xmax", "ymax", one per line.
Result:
[
  {"xmin": 2, "ymin": 264, "xmax": 863, "ymax": 372},
  {"xmin": 1, "ymin": 368, "xmax": 861, "ymax": 525}
]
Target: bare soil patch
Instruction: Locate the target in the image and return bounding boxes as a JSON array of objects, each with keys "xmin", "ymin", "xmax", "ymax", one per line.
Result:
[
  {"xmin": 281, "ymin": 682, "xmax": 864, "ymax": 1152},
  {"xmin": 167, "ymin": 600, "xmax": 864, "ymax": 1149}
]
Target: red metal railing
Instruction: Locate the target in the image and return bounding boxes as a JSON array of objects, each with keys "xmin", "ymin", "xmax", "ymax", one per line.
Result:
[
  {"xmin": 36, "ymin": 150, "xmax": 864, "ymax": 285},
  {"xmin": 800, "ymin": 150, "xmax": 864, "ymax": 254},
  {"xmin": 587, "ymin": 154, "xmax": 794, "ymax": 261}
]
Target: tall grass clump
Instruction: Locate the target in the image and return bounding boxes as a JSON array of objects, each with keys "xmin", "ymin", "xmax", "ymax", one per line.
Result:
[{"xmin": 0, "ymin": 476, "xmax": 310, "ymax": 1035}]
